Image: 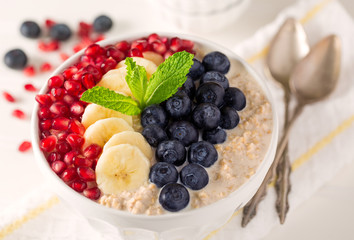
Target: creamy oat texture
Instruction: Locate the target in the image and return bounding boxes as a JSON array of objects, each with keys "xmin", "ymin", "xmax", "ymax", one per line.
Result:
[{"xmin": 98, "ymin": 49, "xmax": 273, "ymax": 215}]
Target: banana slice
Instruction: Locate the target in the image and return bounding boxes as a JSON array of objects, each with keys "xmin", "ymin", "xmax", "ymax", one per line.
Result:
[
  {"xmin": 116, "ymin": 57, "xmax": 157, "ymax": 79},
  {"xmin": 96, "ymin": 68, "xmax": 133, "ymax": 97},
  {"xmin": 104, "ymin": 131, "xmax": 153, "ymax": 160},
  {"xmin": 81, "ymin": 104, "xmax": 133, "ymax": 129},
  {"xmin": 142, "ymin": 51, "xmax": 164, "ymax": 66},
  {"xmin": 96, "ymin": 144, "xmax": 150, "ymax": 194},
  {"xmin": 83, "ymin": 117, "xmax": 134, "ymax": 148}
]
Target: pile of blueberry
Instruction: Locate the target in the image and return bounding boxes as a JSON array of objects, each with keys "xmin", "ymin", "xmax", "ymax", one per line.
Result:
[{"xmin": 141, "ymin": 51, "xmax": 246, "ymax": 212}]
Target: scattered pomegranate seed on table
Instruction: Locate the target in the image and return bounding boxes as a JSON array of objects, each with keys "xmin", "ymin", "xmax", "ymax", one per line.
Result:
[
  {"xmin": 40, "ymin": 62, "xmax": 52, "ymax": 72},
  {"xmin": 18, "ymin": 141, "xmax": 32, "ymax": 152},
  {"xmin": 24, "ymin": 83, "xmax": 38, "ymax": 92},
  {"xmin": 38, "ymin": 40, "xmax": 60, "ymax": 52},
  {"xmin": 3, "ymin": 91, "xmax": 16, "ymax": 102},
  {"xmin": 12, "ymin": 109, "xmax": 26, "ymax": 119},
  {"xmin": 23, "ymin": 65, "xmax": 35, "ymax": 77}
]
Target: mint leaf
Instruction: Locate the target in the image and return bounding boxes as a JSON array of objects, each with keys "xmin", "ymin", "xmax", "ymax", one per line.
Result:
[
  {"xmin": 80, "ymin": 86, "xmax": 141, "ymax": 116},
  {"xmin": 125, "ymin": 57, "xmax": 148, "ymax": 107},
  {"xmin": 143, "ymin": 51, "xmax": 194, "ymax": 106}
]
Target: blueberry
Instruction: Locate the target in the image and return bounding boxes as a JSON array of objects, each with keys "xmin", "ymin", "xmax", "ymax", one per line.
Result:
[
  {"xmin": 49, "ymin": 24, "xmax": 72, "ymax": 41},
  {"xmin": 156, "ymin": 140, "xmax": 186, "ymax": 166},
  {"xmin": 202, "ymin": 127, "xmax": 227, "ymax": 144},
  {"xmin": 220, "ymin": 107, "xmax": 240, "ymax": 129},
  {"xmin": 180, "ymin": 163, "xmax": 209, "ymax": 190},
  {"xmin": 202, "ymin": 51, "xmax": 230, "ymax": 74},
  {"xmin": 196, "ymin": 82, "xmax": 225, "ymax": 107},
  {"xmin": 200, "ymin": 71, "xmax": 229, "ymax": 89},
  {"xmin": 224, "ymin": 87, "xmax": 246, "ymax": 111},
  {"xmin": 93, "ymin": 15, "xmax": 113, "ymax": 33},
  {"xmin": 188, "ymin": 58, "xmax": 205, "ymax": 80},
  {"xmin": 142, "ymin": 124, "xmax": 168, "ymax": 147},
  {"xmin": 149, "ymin": 162, "xmax": 178, "ymax": 188},
  {"xmin": 167, "ymin": 121, "xmax": 199, "ymax": 146},
  {"xmin": 159, "ymin": 183, "xmax": 190, "ymax": 212},
  {"xmin": 20, "ymin": 21, "xmax": 41, "ymax": 39},
  {"xmin": 188, "ymin": 141, "xmax": 218, "ymax": 167},
  {"xmin": 192, "ymin": 103, "xmax": 221, "ymax": 130},
  {"xmin": 141, "ymin": 104, "xmax": 168, "ymax": 128},
  {"xmin": 165, "ymin": 91, "xmax": 192, "ymax": 119},
  {"xmin": 178, "ymin": 76, "xmax": 196, "ymax": 98},
  {"xmin": 4, "ymin": 49, "xmax": 27, "ymax": 70}
]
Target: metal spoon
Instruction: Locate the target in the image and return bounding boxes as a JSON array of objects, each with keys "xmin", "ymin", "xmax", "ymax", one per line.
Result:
[
  {"xmin": 242, "ymin": 18, "xmax": 310, "ymax": 226},
  {"xmin": 242, "ymin": 34, "xmax": 341, "ymax": 227}
]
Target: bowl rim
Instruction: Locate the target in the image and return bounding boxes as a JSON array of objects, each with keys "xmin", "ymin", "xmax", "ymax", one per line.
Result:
[{"xmin": 31, "ymin": 31, "xmax": 278, "ymax": 220}]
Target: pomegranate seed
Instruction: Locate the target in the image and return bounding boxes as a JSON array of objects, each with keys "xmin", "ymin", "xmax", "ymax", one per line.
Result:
[
  {"xmin": 164, "ymin": 50, "xmax": 174, "ymax": 59},
  {"xmin": 85, "ymin": 44, "xmax": 104, "ymax": 57},
  {"xmin": 45, "ymin": 19, "xmax": 56, "ymax": 28},
  {"xmin": 51, "ymin": 160, "xmax": 67, "ymax": 174},
  {"xmin": 107, "ymin": 47, "xmax": 125, "ymax": 62},
  {"xmin": 47, "ymin": 152, "xmax": 62, "ymax": 162},
  {"xmin": 35, "ymin": 94, "xmax": 52, "ymax": 106},
  {"xmin": 152, "ymin": 40, "xmax": 167, "ymax": 54},
  {"xmin": 116, "ymin": 41, "xmax": 130, "ymax": 52},
  {"xmin": 84, "ymin": 65, "xmax": 102, "ymax": 81},
  {"xmin": 74, "ymin": 156, "xmax": 93, "ymax": 168},
  {"xmin": 78, "ymin": 21, "xmax": 92, "ymax": 38},
  {"xmin": 52, "ymin": 117, "xmax": 70, "ymax": 130},
  {"xmin": 70, "ymin": 102, "xmax": 84, "ymax": 116},
  {"xmin": 63, "ymin": 150, "xmax": 80, "ymax": 165},
  {"xmin": 71, "ymin": 180, "xmax": 87, "ymax": 192},
  {"xmin": 49, "ymin": 102, "xmax": 69, "ymax": 117},
  {"xmin": 131, "ymin": 40, "xmax": 150, "ymax": 52},
  {"xmin": 181, "ymin": 39, "xmax": 194, "ymax": 50},
  {"xmin": 161, "ymin": 37, "xmax": 170, "ymax": 47},
  {"xmin": 61, "ymin": 167, "xmax": 78, "ymax": 182},
  {"xmin": 170, "ymin": 37, "xmax": 183, "ymax": 52},
  {"xmin": 40, "ymin": 135, "xmax": 57, "ymax": 152},
  {"xmin": 94, "ymin": 55, "xmax": 106, "ymax": 66},
  {"xmin": 62, "ymin": 66, "xmax": 78, "ymax": 80},
  {"xmin": 77, "ymin": 167, "xmax": 95, "ymax": 181},
  {"xmin": 148, "ymin": 33, "xmax": 160, "ymax": 44},
  {"xmin": 57, "ymin": 131, "xmax": 68, "ymax": 141},
  {"xmin": 38, "ymin": 40, "xmax": 60, "ymax": 52},
  {"xmin": 18, "ymin": 141, "xmax": 32, "ymax": 152},
  {"xmin": 57, "ymin": 141, "xmax": 71, "ymax": 154},
  {"xmin": 66, "ymin": 133, "xmax": 85, "ymax": 149},
  {"xmin": 3, "ymin": 91, "xmax": 15, "ymax": 102},
  {"xmin": 64, "ymin": 80, "xmax": 82, "ymax": 95},
  {"xmin": 48, "ymin": 75, "xmax": 64, "ymax": 89},
  {"xmin": 81, "ymin": 55, "xmax": 94, "ymax": 65},
  {"xmin": 62, "ymin": 94, "xmax": 77, "ymax": 105},
  {"xmin": 40, "ymin": 119, "xmax": 52, "ymax": 130},
  {"xmin": 40, "ymin": 62, "xmax": 52, "ymax": 72},
  {"xmin": 60, "ymin": 52, "xmax": 70, "ymax": 62},
  {"xmin": 12, "ymin": 109, "xmax": 26, "ymax": 119},
  {"xmin": 101, "ymin": 57, "xmax": 117, "ymax": 73},
  {"xmin": 24, "ymin": 83, "xmax": 38, "ymax": 92},
  {"xmin": 128, "ymin": 48, "xmax": 143, "ymax": 57},
  {"xmin": 50, "ymin": 88, "xmax": 65, "ymax": 101},
  {"xmin": 38, "ymin": 107, "xmax": 52, "ymax": 119},
  {"xmin": 23, "ymin": 66, "xmax": 35, "ymax": 77},
  {"xmin": 83, "ymin": 144, "xmax": 102, "ymax": 159},
  {"xmin": 72, "ymin": 70, "xmax": 84, "ymax": 81},
  {"xmin": 69, "ymin": 119, "xmax": 85, "ymax": 135},
  {"xmin": 83, "ymin": 187, "xmax": 101, "ymax": 200},
  {"xmin": 94, "ymin": 35, "xmax": 105, "ymax": 42},
  {"xmin": 81, "ymin": 73, "xmax": 95, "ymax": 89}
]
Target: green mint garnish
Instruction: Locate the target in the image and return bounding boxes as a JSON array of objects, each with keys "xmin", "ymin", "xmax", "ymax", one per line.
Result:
[{"xmin": 80, "ymin": 51, "xmax": 194, "ymax": 115}]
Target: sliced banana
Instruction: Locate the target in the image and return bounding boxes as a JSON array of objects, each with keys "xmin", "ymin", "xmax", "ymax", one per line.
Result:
[
  {"xmin": 96, "ymin": 68, "xmax": 133, "ymax": 97},
  {"xmin": 81, "ymin": 103, "xmax": 133, "ymax": 129},
  {"xmin": 116, "ymin": 57, "xmax": 157, "ymax": 79},
  {"xmin": 83, "ymin": 117, "xmax": 134, "ymax": 149},
  {"xmin": 96, "ymin": 144, "xmax": 150, "ymax": 194},
  {"xmin": 104, "ymin": 131, "xmax": 153, "ymax": 160},
  {"xmin": 142, "ymin": 51, "xmax": 164, "ymax": 66}
]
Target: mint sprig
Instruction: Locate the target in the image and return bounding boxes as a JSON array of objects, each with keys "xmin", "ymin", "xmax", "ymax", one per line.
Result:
[{"xmin": 80, "ymin": 51, "xmax": 194, "ymax": 115}]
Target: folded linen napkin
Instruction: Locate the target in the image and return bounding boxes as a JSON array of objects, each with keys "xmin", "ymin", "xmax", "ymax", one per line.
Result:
[{"xmin": 1, "ymin": 0, "xmax": 354, "ymax": 239}]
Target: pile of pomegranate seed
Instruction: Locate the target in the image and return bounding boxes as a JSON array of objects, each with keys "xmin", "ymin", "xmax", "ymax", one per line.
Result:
[{"xmin": 36, "ymin": 33, "xmax": 195, "ymax": 201}]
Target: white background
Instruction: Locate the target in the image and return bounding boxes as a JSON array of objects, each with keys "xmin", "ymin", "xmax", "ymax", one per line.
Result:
[{"xmin": 0, "ymin": 0, "xmax": 353, "ymax": 239}]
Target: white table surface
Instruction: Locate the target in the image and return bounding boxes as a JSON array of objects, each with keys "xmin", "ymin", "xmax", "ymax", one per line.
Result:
[{"xmin": 0, "ymin": 0, "xmax": 353, "ymax": 239}]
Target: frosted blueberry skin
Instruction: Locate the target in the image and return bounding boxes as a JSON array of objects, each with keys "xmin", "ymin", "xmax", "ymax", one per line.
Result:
[
  {"xmin": 180, "ymin": 163, "xmax": 209, "ymax": 190},
  {"xmin": 202, "ymin": 51, "xmax": 230, "ymax": 74},
  {"xmin": 93, "ymin": 15, "xmax": 113, "ymax": 33},
  {"xmin": 220, "ymin": 106, "xmax": 240, "ymax": 129},
  {"xmin": 202, "ymin": 127, "xmax": 227, "ymax": 144},
  {"xmin": 178, "ymin": 77, "xmax": 196, "ymax": 99},
  {"xmin": 192, "ymin": 103, "xmax": 221, "ymax": 130},
  {"xmin": 4, "ymin": 49, "xmax": 28, "ymax": 69},
  {"xmin": 224, "ymin": 87, "xmax": 246, "ymax": 111},
  {"xmin": 20, "ymin": 21, "xmax": 41, "ymax": 39},
  {"xmin": 188, "ymin": 141, "xmax": 218, "ymax": 168},
  {"xmin": 165, "ymin": 91, "xmax": 192, "ymax": 120},
  {"xmin": 188, "ymin": 58, "xmax": 205, "ymax": 80},
  {"xmin": 49, "ymin": 24, "xmax": 72, "ymax": 41},
  {"xmin": 141, "ymin": 104, "xmax": 168, "ymax": 128},
  {"xmin": 142, "ymin": 124, "xmax": 168, "ymax": 147},
  {"xmin": 196, "ymin": 82, "xmax": 225, "ymax": 107},
  {"xmin": 167, "ymin": 121, "xmax": 199, "ymax": 147},
  {"xmin": 149, "ymin": 162, "xmax": 178, "ymax": 188},
  {"xmin": 200, "ymin": 71, "xmax": 229, "ymax": 90},
  {"xmin": 159, "ymin": 183, "xmax": 190, "ymax": 212},
  {"xmin": 156, "ymin": 140, "xmax": 186, "ymax": 166}
]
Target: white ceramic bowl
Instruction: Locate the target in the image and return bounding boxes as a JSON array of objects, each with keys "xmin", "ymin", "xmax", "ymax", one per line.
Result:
[{"xmin": 31, "ymin": 32, "xmax": 278, "ymax": 240}]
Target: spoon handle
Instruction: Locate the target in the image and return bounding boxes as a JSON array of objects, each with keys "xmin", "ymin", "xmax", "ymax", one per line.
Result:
[{"xmin": 242, "ymin": 103, "xmax": 303, "ymax": 227}]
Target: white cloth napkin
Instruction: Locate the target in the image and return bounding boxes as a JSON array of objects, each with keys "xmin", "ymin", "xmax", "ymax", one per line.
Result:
[{"xmin": 1, "ymin": 0, "xmax": 354, "ymax": 239}]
